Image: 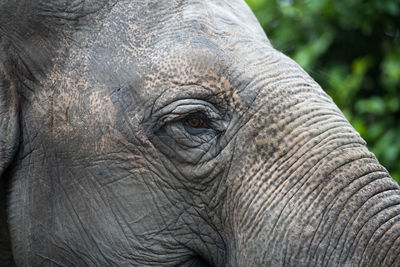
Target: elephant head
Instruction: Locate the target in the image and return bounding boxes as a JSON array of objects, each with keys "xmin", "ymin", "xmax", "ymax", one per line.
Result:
[{"xmin": 1, "ymin": 0, "xmax": 399, "ymax": 266}]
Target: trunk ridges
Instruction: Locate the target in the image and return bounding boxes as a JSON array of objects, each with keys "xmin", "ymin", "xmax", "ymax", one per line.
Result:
[{"xmin": 226, "ymin": 119, "xmax": 400, "ymax": 266}]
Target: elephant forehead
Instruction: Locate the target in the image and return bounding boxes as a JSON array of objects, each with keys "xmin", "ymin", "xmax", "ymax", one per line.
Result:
[
  {"xmin": 90, "ymin": 0, "xmax": 269, "ymax": 52},
  {"xmin": 31, "ymin": 0, "xmax": 276, "ymax": 117},
  {"xmin": 62, "ymin": 36, "xmax": 244, "ymax": 116},
  {"xmin": 23, "ymin": 0, "xmax": 283, "ymax": 151},
  {"xmin": 140, "ymin": 43, "xmax": 240, "ymax": 106}
]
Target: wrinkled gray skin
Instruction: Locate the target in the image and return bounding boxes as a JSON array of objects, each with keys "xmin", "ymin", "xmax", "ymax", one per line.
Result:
[{"xmin": 1, "ymin": 0, "xmax": 400, "ymax": 266}]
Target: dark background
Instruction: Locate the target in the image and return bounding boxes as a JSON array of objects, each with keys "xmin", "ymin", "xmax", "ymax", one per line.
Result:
[{"xmin": 246, "ymin": 0, "xmax": 400, "ymax": 184}]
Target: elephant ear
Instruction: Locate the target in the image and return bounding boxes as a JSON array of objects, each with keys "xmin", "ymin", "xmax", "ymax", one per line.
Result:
[
  {"xmin": 0, "ymin": 2, "xmax": 112, "ymax": 264},
  {"xmin": 0, "ymin": 41, "xmax": 19, "ymax": 267}
]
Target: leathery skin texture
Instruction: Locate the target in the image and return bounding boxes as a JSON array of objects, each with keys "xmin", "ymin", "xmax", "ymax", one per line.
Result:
[{"xmin": 0, "ymin": 0, "xmax": 399, "ymax": 266}]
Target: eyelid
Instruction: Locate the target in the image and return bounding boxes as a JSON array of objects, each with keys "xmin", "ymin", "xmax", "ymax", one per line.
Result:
[{"xmin": 154, "ymin": 100, "xmax": 221, "ymax": 125}]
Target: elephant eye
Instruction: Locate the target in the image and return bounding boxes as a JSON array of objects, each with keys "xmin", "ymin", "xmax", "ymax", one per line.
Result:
[
  {"xmin": 185, "ymin": 114, "xmax": 210, "ymax": 129},
  {"xmin": 183, "ymin": 112, "xmax": 215, "ymax": 134}
]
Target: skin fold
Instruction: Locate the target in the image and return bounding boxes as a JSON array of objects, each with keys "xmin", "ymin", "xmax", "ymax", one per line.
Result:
[{"xmin": 0, "ymin": 0, "xmax": 399, "ymax": 266}]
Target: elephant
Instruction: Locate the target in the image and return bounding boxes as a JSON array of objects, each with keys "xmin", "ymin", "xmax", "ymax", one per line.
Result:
[{"xmin": 1, "ymin": 0, "xmax": 400, "ymax": 266}]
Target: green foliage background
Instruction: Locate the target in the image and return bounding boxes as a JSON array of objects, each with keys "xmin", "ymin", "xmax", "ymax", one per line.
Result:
[{"xmin": 245, "ymin": 0, "xmax": 400, "ymax": 184}]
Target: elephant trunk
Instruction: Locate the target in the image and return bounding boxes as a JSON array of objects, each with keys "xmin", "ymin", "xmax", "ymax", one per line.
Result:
[
  {"xmin": 223, "ymin": 93, "xmax": 400, "ymax": 266},
  {"xmin": 234, "ymin": 159, "xmax": 400, "ymax": 266}
]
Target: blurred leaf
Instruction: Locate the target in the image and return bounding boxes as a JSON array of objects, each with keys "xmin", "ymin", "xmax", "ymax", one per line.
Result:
[
  {"xmin": 355, "ymin": 97, "xmax": 386, "ymax": 115},
  {"xmin": 293, "ymin": 31, "xmax": 334, "ymax": 69},
  {"xmin": 381, "ymin": 47, "xmax": 400, "ymax": 92},
  {"xmin": 352, "ymin": 117, "xmax": 367, "ymax": 136}
]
